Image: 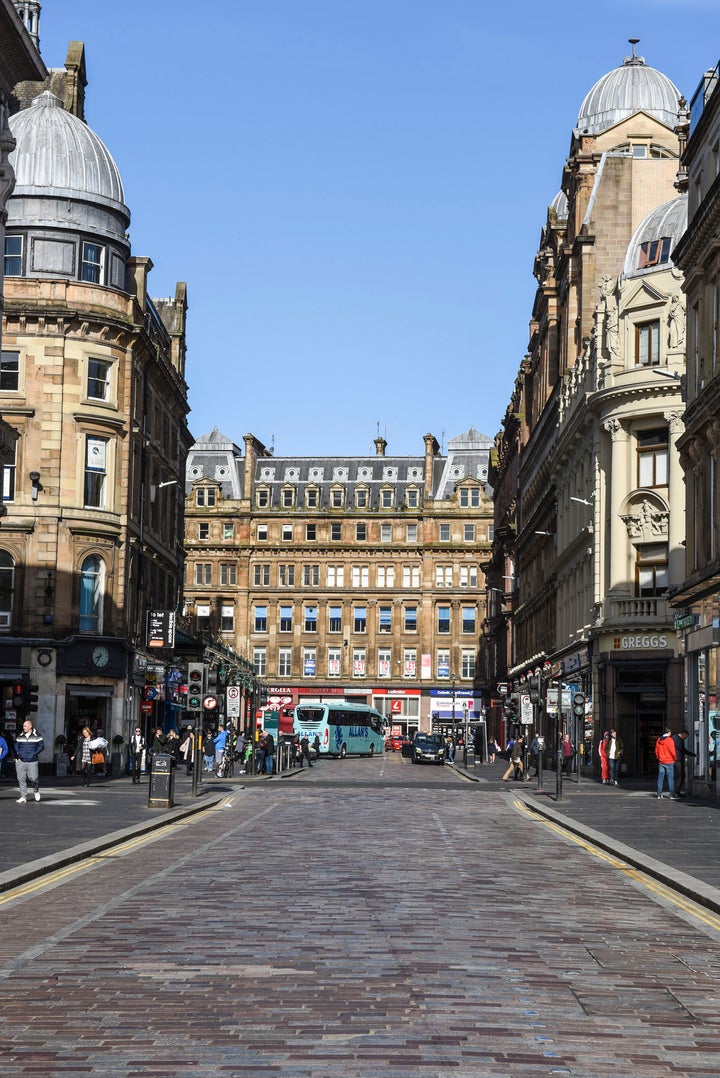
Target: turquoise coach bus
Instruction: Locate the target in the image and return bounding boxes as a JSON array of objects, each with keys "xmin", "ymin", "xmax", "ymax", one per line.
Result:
[{"xmin": 294, "ymin": 701, "xmax": 386, "ymax": 758}]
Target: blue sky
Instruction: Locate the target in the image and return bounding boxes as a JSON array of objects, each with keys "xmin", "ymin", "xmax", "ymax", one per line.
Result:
[{"xmin": 36, "ymin": 0, "xmax": 720, "ymax": 456}]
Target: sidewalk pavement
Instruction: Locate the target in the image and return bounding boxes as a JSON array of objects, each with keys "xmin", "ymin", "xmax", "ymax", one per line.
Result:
[{"xmin": 465, "ymin": 757, "xmax": 720, "ymax": 915}]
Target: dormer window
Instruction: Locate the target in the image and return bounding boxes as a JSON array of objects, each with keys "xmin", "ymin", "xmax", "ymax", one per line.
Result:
[
  {"xmin": 637, "ymin": 238, "xmax": 671, "ymax": 270},
  {"xmin": 81, "ymin": 242, "xmax": 104, "ymax": 284}
]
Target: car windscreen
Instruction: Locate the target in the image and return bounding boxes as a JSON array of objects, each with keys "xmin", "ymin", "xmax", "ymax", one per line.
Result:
[{"xmin": 415, "ymin": 735, "xmax": 443, "ymax": 748}]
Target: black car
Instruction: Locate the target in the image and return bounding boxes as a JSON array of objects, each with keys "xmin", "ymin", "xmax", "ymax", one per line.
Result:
[{"xmin": 411, "ymin": 733, "xmax": 445, "ymax": 765}]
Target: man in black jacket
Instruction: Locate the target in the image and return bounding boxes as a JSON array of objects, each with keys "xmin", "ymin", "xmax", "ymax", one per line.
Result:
[{"xmin": 672, "ymin": 730, "xmax": 695, "ymax": 797}]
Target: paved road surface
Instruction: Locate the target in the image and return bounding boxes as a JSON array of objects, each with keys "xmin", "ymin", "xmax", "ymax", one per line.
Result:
[{"xmin": 1, "ymin": 753, "xmax": 719, "ymax": 1077}]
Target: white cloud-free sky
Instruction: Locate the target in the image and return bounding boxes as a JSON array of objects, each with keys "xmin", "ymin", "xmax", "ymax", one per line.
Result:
[{"xmin": 35, "ymin": 1, "xmax": 720, "ymax": 455}]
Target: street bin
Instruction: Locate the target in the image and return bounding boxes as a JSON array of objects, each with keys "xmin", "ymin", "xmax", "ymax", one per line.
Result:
[
  {"xmin": 465, "ymin": 747, "xmax": 476, "ymax": 769},
  {"xmin": 148, "ymin": 753, "xmax": 174, "ymax": 808}
]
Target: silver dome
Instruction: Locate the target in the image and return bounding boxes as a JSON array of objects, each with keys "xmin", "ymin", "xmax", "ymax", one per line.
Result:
[
  {"xmin": 9, "ymin": 91, "xmax": 128, "ymax": 216},
  {"xmin": 577, "ymin": 51, "xmax": 681, "ymax": 136},
  {"xmin": 549, "ymin": 190, "xmax": 568, "ymax": 220},
  {"xmin": 621, "ymin": 194, "xmax": 687, "ymax": 279}
]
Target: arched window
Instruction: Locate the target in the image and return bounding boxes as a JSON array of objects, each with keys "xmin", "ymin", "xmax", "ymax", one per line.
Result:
[
  {"xmin": 0, "ymin": 550, "xmax": 15, "ymax": 628},
  {"xmin": 79, "ymin": 555, "xmax": 105, "ymax": 632}
]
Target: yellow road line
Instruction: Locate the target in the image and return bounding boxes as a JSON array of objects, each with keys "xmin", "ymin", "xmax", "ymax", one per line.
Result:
[
  {"xmin": 514, "ymin": 798, "xmax": 720, "ymax": 933},
  {"xmin": 0, "ymin": 797, "xmax": 234, "ymax": 907}
]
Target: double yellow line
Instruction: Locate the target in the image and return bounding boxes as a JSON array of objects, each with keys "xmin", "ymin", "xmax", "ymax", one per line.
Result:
[{"xmin": 514, "ymin": 798, "xmax": 720, "ymax": 934}]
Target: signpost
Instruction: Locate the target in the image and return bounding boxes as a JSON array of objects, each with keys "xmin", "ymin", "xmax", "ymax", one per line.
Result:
[
  {"xmin": 520, "ymin": 694, "xmax": 533, "ymax": 724},
  {"xmin": 226, "ymin": 684, "xmax": 240, "ymax": 719}
]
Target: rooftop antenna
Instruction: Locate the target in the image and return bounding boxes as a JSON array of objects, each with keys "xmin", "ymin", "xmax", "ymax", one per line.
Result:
[
  {"xmin": 270, "ymin": 433, "xmax": 275, "ymax": 454},
  {"xmin": 440, "ymin": 430, "xmax": 445, "ymax": 454},
  {"xmin": 626, "ymin": 38, "xmax": 643, "ymax": 65}
]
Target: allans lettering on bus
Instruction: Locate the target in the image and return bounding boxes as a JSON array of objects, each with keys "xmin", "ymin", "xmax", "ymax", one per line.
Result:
[{"xmin": 613, "ymin": 634, "xmax": 668, "ymax": 650}]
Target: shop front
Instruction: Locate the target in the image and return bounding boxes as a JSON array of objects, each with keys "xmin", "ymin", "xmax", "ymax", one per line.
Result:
[
  {"xmin": 595, "ymin": 631, "xmax": 682, "ymax": 777},
  {"xmin": 683, "ymin": 622, "xmax": 720, "ymax": 797}
]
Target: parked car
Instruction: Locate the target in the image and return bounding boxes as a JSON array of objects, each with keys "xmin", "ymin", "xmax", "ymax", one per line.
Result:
[
  {"xmin": 411, "ymin": 732, "xmax": 446, "ymax": 765},
  {"xmin": 385, "ymin": 733, "xmax": 404, "ymax": 752}
]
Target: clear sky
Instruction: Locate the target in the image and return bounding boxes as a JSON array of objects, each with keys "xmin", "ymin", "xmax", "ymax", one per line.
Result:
[{"xmin": 35, "ymin": 0, "xmax": 720, "ymax": 457}]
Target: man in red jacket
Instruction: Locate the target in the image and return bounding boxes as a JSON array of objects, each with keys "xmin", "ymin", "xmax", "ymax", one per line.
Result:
[{"xmin": 655, "ymin": 728, "xmax": 677, "ymax": 800}]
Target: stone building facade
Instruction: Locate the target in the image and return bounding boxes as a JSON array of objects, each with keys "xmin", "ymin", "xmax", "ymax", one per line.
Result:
[
  {"xmin": 182, "ymin": 428, "xmax": 494, "ymax": 736},
  {"xmin": 0, "ymin": 18, "xmax": 191, "ymax": 758}
]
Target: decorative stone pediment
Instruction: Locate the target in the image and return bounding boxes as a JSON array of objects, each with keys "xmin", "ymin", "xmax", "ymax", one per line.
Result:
[{"xmin": 619, "ymin": 490, "xmax": 669, "ymax": 544}]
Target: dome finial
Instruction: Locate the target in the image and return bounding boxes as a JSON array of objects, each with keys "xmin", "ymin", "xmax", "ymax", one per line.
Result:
[{"xmin": 625, "ymin": 38, "xmax": 644, "ymax": 66}]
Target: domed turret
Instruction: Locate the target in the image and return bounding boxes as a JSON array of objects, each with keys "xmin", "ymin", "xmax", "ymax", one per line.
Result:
[
  {"xmin": 621, "ymin": 194, "xmax": 687, "ymax": 279},
  {"xmin": 6, "ymin": 91, "xmax": 130, "ymax": 287},
  {"xmin": 576, "ymin": 41, "xmax": 681, "ymax": 136}
]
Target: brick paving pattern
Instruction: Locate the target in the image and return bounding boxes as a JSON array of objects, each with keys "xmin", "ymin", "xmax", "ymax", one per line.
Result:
[{"xmin": 0, "ymin": 755, "xmax": 719, "ymax": 1075}]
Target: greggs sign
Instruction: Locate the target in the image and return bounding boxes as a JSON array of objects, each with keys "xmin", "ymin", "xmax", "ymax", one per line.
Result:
[{"xmin": 613, "ymin": 634, "xmax": 668, "ymax": 650}]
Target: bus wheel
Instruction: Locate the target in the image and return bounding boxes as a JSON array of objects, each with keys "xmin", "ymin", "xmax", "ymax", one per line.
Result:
[
  {"xmin": 369, "ymin": 744, "xmax": 375, "ymax": 757},
  {"xmin": 340, "ymin": 744, "xmax": 347, "ymax": 759}
]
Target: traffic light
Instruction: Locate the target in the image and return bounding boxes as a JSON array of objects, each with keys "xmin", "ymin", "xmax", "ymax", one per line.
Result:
[
  {"xmin": 573, "ymin": 693, "xmax": 586, "ymax": 718},
  {"xmin": 503, "ymin": 694, "xmax": 518, "ymax": 721},
  {"xmin": 187, "ymin": 663, "xmax": 206, "ymax": 711},
  {"xmin": 11, "ymin": 680, "xmax": 38, "ymax": 716},
  {"xmin": 207, "ymin": 667, "xmax": 218, "ymax": 692},
  {"xmin": 529, "ymin": 676, "xmax": 541, "ymax": 705}
]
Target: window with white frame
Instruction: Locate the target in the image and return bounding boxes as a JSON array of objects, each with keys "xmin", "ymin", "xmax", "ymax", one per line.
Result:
[
  {"xmin": 79, "ymin": 554, "xmax": 104, "ymax": 632},
  {"xmin": 328, "ymin": 605, "xmax": 342, "ymax": 632},
  {"xmin": 352, "ymin": 565, "xmax": 369, "ymax": 588},
  {"xmin": 464, "ymin": 524, "xmax": 475, "ymax": 541},
  {"xmin": 198, "ymin": 522, "xmax": 209, "ymax": 540},
  {"xmin": 304, "ymin": 605, "xmax": 318, "ymax": 632},
  {"xmin": 356, "ymin": 523, "xmax": 367, "ymax": 541},
  {"xmin": 404, "ymin": 606, "xmax": 417, "ymax": 631},
  {"xmin": 459, "ymin": 487, "xmax": 481, "ymax": 508},
  {"xmin": 406, "ymin": 524, "xmax": 418, "ymax": 542},
  {"xmin": 406, "ymin": 488, "xmax": 419, "ymax": 508},
  {"xmin": 279, "ymin": 564, "xmax": 295, "ymax": 586},
  {"xmin": 305, "ymin": 487, "xmax": 319, "ymax": 508},
  {"xmin": 303, "ymin": 648, "xmax": 316, "ymax": 676},
  {"xmin": 278, "ymin": 648, "xmax": 292, "ymax": 677},
  {"xmin": 303, "ymin": 564, "xmax": 319, "ymax": 586},
  {"xmin": 196, "ymin": 604, "xmax": 211, "ymax": 631},
  {"xmin": 377, "ymin": 565, "xmax": 395, "ymax": 587},
  {"xmin": 256, "ymin": 524, "xmax": 268, "ymax": 541},
  {"xmin": 196, "ymin": 487, "xmax": 216, "ymax": 507},
  {"xmin": 2, "ymin": 443, "xmax": 16, "ymax": 502},
  {"xmin": 81, "ymin": 241, "xmax": 104, "ymax": 284},
  {"xmin": 381, "ymin": 488, "xmax": 394, "ymax": 508},
  {"xmin": 353, "ymin": 606, "xmax": 366, "ymax": 632},
  {"xmin": 306, "ymin": 523, "xmax": 316, "ymax": 540},
  {"xmin": 279, "ymin": 605, "xmax": 293, "ymax": 631},
  {"xmin": 281, "ymin": 487, "xmax": 295, "ymax": 508},
  {"xmin": 254, "ymin": 605, "xmax": 267, "ymax": 632},
  {"xmin": 0, "ymin": 350, "xmax": 19, "ymax": 391},
  {"xmin": 195, "ymin": 563, "xmax": 211, "ymax": 585},
  {"xmin": 462, "ymin": 607, "xmax": 477, "ymax": 634},
  {"xmin": 459, "ymin": 565, "xmax": 478, "ymax": 588},
  {"xmin": 327, "ymin": 565, "xmax": 344, "ymax": 587},
  {"xmin": 256, "ymin": 488, "xmax": 270, "ymax": 508},
  {"xmin": 439, "ymin": 524, "xmax": 451, "ymax": 541},
  {"xmin": 435, "ymin": 565, "xmax": 452, "ymax": 587},
  {"xmin": 635, "ymin": 319, "xmax": 661, "ymax": 366},
  {"xmin": 437, "ymin": 605, "xmax": 450, "ymax": 633},
  {"xmin": 437, "ymin": 649, "xmax": 450, "ymax": 677},
  {"xmin": 380, "ymin": 524, "xmax": 392, "ymax": 543},
  {"xmin": 378, "ymin": 606, "xmax": 392, "ymax": 633},
  {"xmin": 220, "ymin": 563, "xmax": 236, "ymax": 585},
  {"xmin": 0, "ymin": 550, "xmax": 15, "ymax": 628},
  {"xmin": 87, "ymin": 358, "xmax": 111, "ymax": 401},
  {"xmin": 637, "ymin": 428, "xmax": 669, "ymax": 487},
  {"xmin": 223, "ymin": 522, "xmax": 234, "ymax": 539},
  {"xmin": 330, "ymin": 522, "xmax": 342, "ymax": 541},
  {"xmin": 403, "ymin": 648, "xmax": 416, "ymax": 678},
  {"xmin": 4, "ymin": 235, "xmax": 22, "ymax": 276},
  {"xmin": 461, "ymin": 649, "xmax": 476, "ymax": 678},
  {"xmin": 355, "ymin": 488, "xmax": 368, "ymax": 508},
  {"xmin": 253, "ymin": 647, "xmax": 266, "ymax": 676},
  {"xmin": 378, "ymin": 648, "xmax": 391, "ymax": 678},
  {"xmin": 331, "ymin": 487, "xmax": 345, "ymax": 508},
  {"xmin": 282, "ymin": 524, "xmax": 293, "ymax": 541},
  {"xmin": 402, "ymin": 565, "xmax": 420, "ymax": 587},
  {"xmin": 254, "ymin": 564, "xmax": 270, "ymax": 586},
  {"xmin": 328, "ymin": 648, "xmax": 341, "ymax": 677},
  {"xmin": 84, "ymin": 436, "xmax": 108, "ymax": 508},
  {"xmin": 220, "ymin": 605, "xmax": 234, "ymax": 632},
  {"xmin": 352, "ymin": 648, "xmax": 366, "ymax": 677},
  {"xmin": 636, "ymin": 544, "xmax": 669, "ymax": 597}
]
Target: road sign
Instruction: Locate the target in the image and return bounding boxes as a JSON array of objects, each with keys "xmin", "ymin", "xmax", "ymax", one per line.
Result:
[
  {"xmin": 546, "ymin": 688, "xmax": 559, "ymax": 714},
  {"xmin": 497, "ymin": 682, "xmax": 508, "ymax": 696},
  {"xmin": 140, "ymin": 701, "xmax": 153, "ymax": 714},
  {"xmin": 203, "ymin": 695, "xmax": 218, "ymax": 711},
  {"xmin": 520, "ymin": 694, "xmax": 533, "ymax": 724},
  {"xmin": 226, "ymin": 685, "xmax": 240, "ymax": 718}
]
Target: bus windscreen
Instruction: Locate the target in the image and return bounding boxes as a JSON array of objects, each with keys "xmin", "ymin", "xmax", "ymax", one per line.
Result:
[{"xmin": 296, "ymin": 707, "xmax": 324, "ymax": 724}]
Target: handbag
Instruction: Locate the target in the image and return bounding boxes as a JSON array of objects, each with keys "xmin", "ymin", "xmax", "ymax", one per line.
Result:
[{"xmin": 91, "ymin": 751, "xmax": 104, "ymax": 765}]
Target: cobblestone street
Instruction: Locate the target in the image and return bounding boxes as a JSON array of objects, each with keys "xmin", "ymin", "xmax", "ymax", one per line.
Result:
[{"xmin": 1, "ymin": 755, "xmax": 719, "ymax": 1077}]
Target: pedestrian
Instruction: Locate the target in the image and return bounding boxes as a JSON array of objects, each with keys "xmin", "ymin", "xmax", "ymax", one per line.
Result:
[
  {"xmin": 14, "ymin": 718, "xmax": 44, "ymax": 803},
  {"xmin": 0, "ymin": 729, "xmax": 9, "ymax": 776},
  {"xmin": 599, "ymin": 730, "xmax": 610, "ymax": 784},
  {"xmin": 264, "ymin": 731, "xmax": 275, "ymax": 776},
  {"xmin": 671, "ymin": 730, "xmax": 695, "ymax": 797},
  {"xmin": 313, "ymin": 733, "xmax": 320, "ymax": 760},
  {"xmin": 151, "ymin": 727, "xmax": 166, "ymax": 755},
  {"xmin": 529, "ymin": 734, "xmax": 540, "ymax": 776},
  {"xmin": 445, "ymin": 735, "xmax": 455, "ymax": 763},
  {"xmin": 179, "ymin": 727, "xmax": 195, "ymax": 775},
  {"xmin": 561, "ymin": 733, "xmax": 575, "ymax": 775},
  {"xmin": 70, "ymin": 726, "xmax": 93, "ymax": 786},
  {"xmin": 0, "ymin": 727, "xmax": 14, "ymax": 778},
  {"xmin": 487, "ymin": 735, "xmax": 498, "ymax": 764},
  {"xmin": 165, "ymin": 728, "xmax": 180, "ymax": 762},
  {"xmin": 214, "ymin": 725, "xmax": 228, "ymax": 772},
  {"xmin": 202, "ymin": 730, "xmax": 215, "ymax": 773},
  {"xmin": 129, "ymin": 726, "xmax": 145, "ymax": 783},
  {"xmin": 656, "ymin": 728, "xmax": 678, "ymax": 799},
  {"xmin": 299, "ymin": 733, "xmax": 313, "ymax": 769},
  {"xmin": 607, "ymin": 729, "xmax": 623, "ymax": 786},
  {"xmin": 502, "ymin": 735, "xmax": 524, "ymax": 781}
]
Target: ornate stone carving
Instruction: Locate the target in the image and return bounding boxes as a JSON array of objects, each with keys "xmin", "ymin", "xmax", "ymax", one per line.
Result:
[{"xmin": 621, "ymin": 498, "xmax": 668, "ymax": 542}]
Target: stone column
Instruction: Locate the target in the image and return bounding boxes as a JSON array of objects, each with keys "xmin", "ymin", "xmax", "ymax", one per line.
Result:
[{"xmin": 604, "ymin": 418, "xmax": 631, "ymax": 595}]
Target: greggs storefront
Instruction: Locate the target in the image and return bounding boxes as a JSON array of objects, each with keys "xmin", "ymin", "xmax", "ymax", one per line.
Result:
[{"xmin": 594, "ymin": 631, "xmax": 682, "ymax": 776}]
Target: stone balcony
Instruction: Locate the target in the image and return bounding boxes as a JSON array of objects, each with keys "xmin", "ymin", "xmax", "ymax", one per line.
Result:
[{"xmin": 601, "ymin": 595, "xmax": 672, "ymax": 625}]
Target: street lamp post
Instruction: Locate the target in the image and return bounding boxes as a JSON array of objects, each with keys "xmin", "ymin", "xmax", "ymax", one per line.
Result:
[{"xmin": 451, "ymin": 675, "xmax": 457, "ymax": 741}]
